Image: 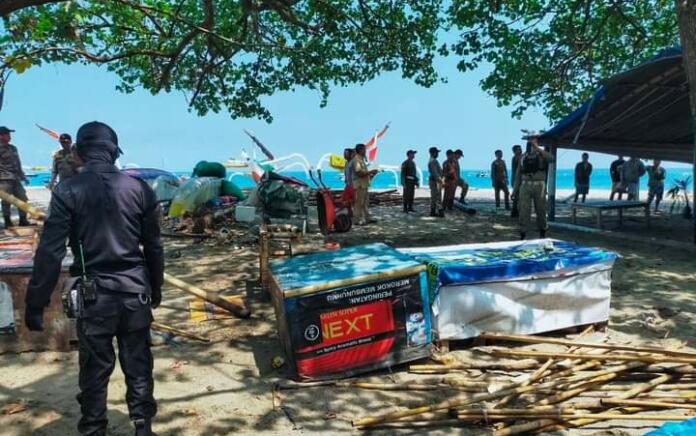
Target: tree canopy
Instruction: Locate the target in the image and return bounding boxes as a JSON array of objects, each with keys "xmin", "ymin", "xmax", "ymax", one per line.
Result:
[
  {"xmin": 0, "ymin": 0, "xmax": 687, "ymax": 123},
  {"xmin": 1, "ymin": 0, "xmax": 444, "ymax": 121},
  {"xmin": 448, "ymin": 0, "xmax": 680, "ymax": 122}
]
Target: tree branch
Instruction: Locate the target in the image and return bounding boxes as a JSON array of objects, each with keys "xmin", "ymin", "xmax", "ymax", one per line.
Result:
[{"xmin": 0, "ymin": 0, "xmax": 69, "ymax": 16}]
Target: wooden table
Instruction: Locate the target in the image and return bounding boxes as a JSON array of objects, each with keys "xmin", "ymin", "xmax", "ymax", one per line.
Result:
[{"xmin": 570, "ymin": 201, "xmax": 650, "ymax": 229}]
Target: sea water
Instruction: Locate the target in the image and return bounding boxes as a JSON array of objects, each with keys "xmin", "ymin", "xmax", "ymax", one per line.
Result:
[{"xmin": 25, "ymin": 168, "xmax": 692, "ymax": 191}]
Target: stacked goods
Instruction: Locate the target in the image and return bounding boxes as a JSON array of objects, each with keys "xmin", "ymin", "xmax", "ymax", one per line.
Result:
[
  {"xmin": 350, "ymin": 329, "xmax": 696, "ymax": 433},
  {"xmin": 168, "ymin": 177, "xmax": 223, "ymax": 217},
  {"xmin": 269, "ymin": 243, "xmax": 432, "ymax": 380},
  {"xmin": 401, "ymin": 240, "xmax": 617, "ymax": 340}
]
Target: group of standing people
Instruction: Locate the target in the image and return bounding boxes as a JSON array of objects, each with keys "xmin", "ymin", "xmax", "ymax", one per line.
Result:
[
  {"xmin": 0, "ymin": 126, "xmax": 79, "ymax": 228},
  {"xmin": 397, "ymin": 138, "xmax": 554, "ymax": 240},
  {"xmin": 609, "ymin": 155, "xmax": 666, "ymax": 211},
  {"xmin": 425, "ymin": 148, "xmax": 469, "ymax": 217}
]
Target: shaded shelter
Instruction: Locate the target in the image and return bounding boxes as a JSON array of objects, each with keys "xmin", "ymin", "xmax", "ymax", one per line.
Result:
[{"xmin": 538, "ymin": 47, "xmax": 696, "ymax": 243}]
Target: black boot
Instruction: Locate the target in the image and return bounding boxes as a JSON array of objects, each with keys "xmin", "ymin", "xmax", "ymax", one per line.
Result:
[
  {"xmin": 520, "ymin": 232, "xmax": 526, "ymax": 240},
  {"xmin": 134, "ymin": 418, "xmax": 153, "ymax": 436},
  {"xmin": 3, "ymin": 216, "xmax": 12, "ymax": 228},
  {"xmin": 18, "ymin": 216, "xmax": 30, "ymax": 227},
  {"xmin": 539, "ymin": 229, "xmax": 546, "ymax": 238},
  {"xmin": 430, "ymin": 208, "xmax": 437, "ymax": 217},
  {"xmin": 438, "ymin": 209, "xmax": 445, "ymax": 218}
]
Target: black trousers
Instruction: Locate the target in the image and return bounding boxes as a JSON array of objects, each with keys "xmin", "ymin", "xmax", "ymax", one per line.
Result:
[
  {"xmin": 403, "ymin": 180, "xmax": 416, "ymax": 211},
  {"xmin": 76, "ymin": 292, "xmax": 156, "ymax": 435}
]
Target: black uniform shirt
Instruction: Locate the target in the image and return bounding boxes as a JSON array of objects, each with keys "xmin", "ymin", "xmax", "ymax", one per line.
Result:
[{"xmin": 26, "ymin": 161, "xmax": 164, "ymax": 309}]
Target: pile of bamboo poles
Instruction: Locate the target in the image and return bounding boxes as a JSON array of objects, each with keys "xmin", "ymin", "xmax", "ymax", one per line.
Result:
[{"xmin": 350, "ymin": 329, "xmax": 696, "ymax": 434}]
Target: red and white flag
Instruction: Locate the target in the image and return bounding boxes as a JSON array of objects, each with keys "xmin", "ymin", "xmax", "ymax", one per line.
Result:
[
  {"xmin": 35, "ymin": 123, "xmax": 60, "ymax": 140},
  {"xmin": 364, "ymin": 122, "xmax": 390, "ymax": 162}
]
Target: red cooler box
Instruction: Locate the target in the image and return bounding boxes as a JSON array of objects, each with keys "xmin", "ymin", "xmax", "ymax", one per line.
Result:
[{"xmin": 269, "ymin": 243, "xmax": 432, "ymax": 380}]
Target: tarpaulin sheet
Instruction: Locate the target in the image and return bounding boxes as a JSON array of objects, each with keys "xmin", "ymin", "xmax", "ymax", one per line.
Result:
[
  {"xmin": 401, "ymin": 240, "xmax": 616, "ymax": 340},
  {"xmin": 271, "ymin": 243, "xmax": 424, "ymax": 296},
  {"xmin": 270, "ymin": 243, "xmax": 432, "ymax": 380}
]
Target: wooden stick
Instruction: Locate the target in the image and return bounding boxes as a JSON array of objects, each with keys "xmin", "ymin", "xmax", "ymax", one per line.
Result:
[
  {"xmin": 409, "ymin": 360, "xmax": 541, "ymax": 372},
  {"xmin": 0, "ymin": 189, "xmax": 46, "ymax": 220},
  {"xmin": 352, "ymin": 362, "xmax": 644, "ymax": 428},
  {"xmin": 499, "ymin": 373, "xmax": 673, "ymax": 436},
  {"xmin": 494, "ymin": 326, "xmax": 596, "ymax": 408},
  {"xmin": 163, "ymin": 272, "xmax": 250, "ymax": 318},
  {"xmin": 460, "ymin": 412, "xmax": 688, "ymax": 421},
  {"xmin": 600, "ymin": 398, "xmax": 696, "ymax": 410},
  {"xmin": 151, "ymin": 321, "xmax": 210, "ymax": 342},
  {"xmin": 491, "ymin": 349, "xmax": 696, "ymax": 365},
  {"xmin": 480, "ymin": 331, "xmax": 696, "ymax": 358}
]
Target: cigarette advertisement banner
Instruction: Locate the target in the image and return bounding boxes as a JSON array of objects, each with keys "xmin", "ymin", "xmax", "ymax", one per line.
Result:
[{"xmin": 283, "ymin": 272, "xmax": 431, "ymax": 379}]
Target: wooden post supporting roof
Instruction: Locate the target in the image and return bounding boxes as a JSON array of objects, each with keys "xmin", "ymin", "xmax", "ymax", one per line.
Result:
[{"xmin": 547, "ymin": 146, "xmax": 558, "ymax": 222}]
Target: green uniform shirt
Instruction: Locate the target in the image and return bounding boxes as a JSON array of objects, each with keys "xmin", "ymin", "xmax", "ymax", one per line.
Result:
[{"xmin": 0, "ymin": 143, "xmax": 24, "ymax": 181}]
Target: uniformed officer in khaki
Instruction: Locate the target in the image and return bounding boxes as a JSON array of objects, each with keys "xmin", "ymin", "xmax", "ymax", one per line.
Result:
[
  {"xmin": 512, "ymin": 137, "xmax": 554, "ymax": 239},
  {"xmin": 351, "ymin": 143, "xmax": 378, "ymax": 226},
  {"xmin": 427, "ymin": 147, "xmax": 444, "ymax": 217},
  {"xmin": 0, "ymin": 126, "xmax": 30, "ymax": 228}
]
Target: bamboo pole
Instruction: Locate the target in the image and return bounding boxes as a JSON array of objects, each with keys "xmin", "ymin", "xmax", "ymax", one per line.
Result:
[
  {"xmin": 497, "ymin": 373, "xmax": 673, "ymax": 436},
  {"xmin": 600, "ymin": 398, "xmax": 696, "ymax": 410},
  {"xmin": 352, "ymin": 362, "xmax": 644, "ymax": 428},
  {"xmin": 494, "ymin": 325, "xmax": 596, "ymax": 408},
  {"xmin": 409, "ymin": 360, "xmax": 541, "ymax": 372},
  {"xmin": 163, "ymin": 272, "xmax": 250, "ymax": 318},
  {"xmin": 491, "ymin": 349, "xmax": 696, "ymax": 365},
  {"xmin": 459, "ymin": 412, "xmax": 688, "ymax": 422},
  {"xmin": 480, "ymin": 331, "xmax": 696, "ymax": 358},
  {"xmin": 0, "ymin": 189, "xmax": 46, "ymax": 220},
  {"xmin": 151, "ymin": 321, "xmax": 210, "ymax": 342}
]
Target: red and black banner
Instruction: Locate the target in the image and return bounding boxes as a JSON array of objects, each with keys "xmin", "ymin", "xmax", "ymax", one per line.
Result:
[{"xmin": 282, "ymin": 273, "xmax": 431, "ymax": 380}]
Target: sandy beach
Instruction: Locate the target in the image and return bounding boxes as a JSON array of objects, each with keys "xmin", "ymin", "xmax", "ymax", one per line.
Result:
[{"xmin": 1, "ymin": 186, "xmax": 694, "ymax": 435}]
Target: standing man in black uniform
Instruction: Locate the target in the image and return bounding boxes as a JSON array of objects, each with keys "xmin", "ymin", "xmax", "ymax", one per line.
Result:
[
  {"xmin": 0, "ymin": 126, "xmax": 30, "ymax": 227},
  {"xmin": 24, "ymin": 122, "xmax": 164, "ymax": 436},
  {"xmin": 400, "ymin": 149, "xmax": 418, "ymax": 213}
]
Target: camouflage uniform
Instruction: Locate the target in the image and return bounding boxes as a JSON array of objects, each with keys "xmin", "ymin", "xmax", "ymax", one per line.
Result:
[
  {"xmin": 51, "ymin": 147, "xmax": 79, "ymax": 185},
  {"xmin": 513, "ymin": 148, "xmax": 554, "ymax": 236},
  {"xmin": 428, "ymin": 157, "xmax": 443, "ymax": 214},
  {"xmin": 0, "ymin": 142, "xmax": 29, "ymax": 223}
]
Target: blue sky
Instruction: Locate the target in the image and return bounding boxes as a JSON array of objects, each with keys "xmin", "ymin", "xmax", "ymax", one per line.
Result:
[{"xmin": 0, "ymin": 56, "xmax": 678, "ymax": 171}]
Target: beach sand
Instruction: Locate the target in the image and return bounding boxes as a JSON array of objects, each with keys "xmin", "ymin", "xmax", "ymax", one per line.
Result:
[{"xmin": 1, "ymin": 188, "xmax": 694, "ymax": 435}]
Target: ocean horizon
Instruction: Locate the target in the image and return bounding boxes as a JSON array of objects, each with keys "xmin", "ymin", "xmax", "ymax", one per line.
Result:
[{"xmin": 25, "ymin": 167, "xmax": 693, "ymax": 192}]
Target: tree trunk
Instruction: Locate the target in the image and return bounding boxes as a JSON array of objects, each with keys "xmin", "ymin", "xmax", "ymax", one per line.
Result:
[{"xmin": 676, "ymin": 0, "xmax": 696, "ymax": 243}]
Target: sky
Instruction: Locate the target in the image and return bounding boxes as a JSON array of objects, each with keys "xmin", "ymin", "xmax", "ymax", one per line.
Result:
[{"xmin": 0, "ymin": 55, "xmax": 684, "ymax": 171}]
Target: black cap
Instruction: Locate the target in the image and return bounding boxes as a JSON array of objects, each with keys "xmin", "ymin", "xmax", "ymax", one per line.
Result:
[
  {"xmin": 406, "ymin": 149, "xmax": 417, "ymax": 155},
  {"xmin": 446, "ymin": 149, "xmax": 453, "ymax": 155},
  {"xmin": 59, "ymin": 133, "xmax": 72, "ymax": 141},
  {"xmin": 429, "ymin": 146, "xmax": 440, "ymax": 154},
  {"xmin": 75, "ymin": 121, "xmax": 123, "ymax": 158},
  {"xmin": 455, "ymin": 149, "xmax": 463, "ymax": 156},
  {"xmin": 0, "ymin": 126, "xmax": 15, "ymax": 134}
]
